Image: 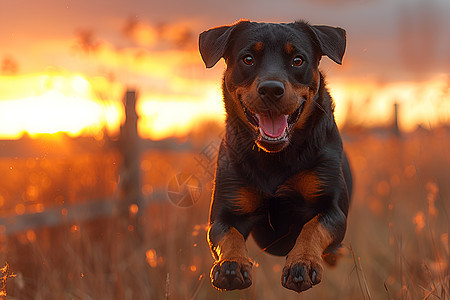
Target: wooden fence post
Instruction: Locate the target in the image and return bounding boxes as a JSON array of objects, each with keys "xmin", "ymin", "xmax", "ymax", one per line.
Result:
[
  {"xmin": 393, "ymin": 102, "xmax": 401, "ymax": 137},
  {"xmin": 118, "ymin": 89, "xmax": 142, "ymax": 238}
]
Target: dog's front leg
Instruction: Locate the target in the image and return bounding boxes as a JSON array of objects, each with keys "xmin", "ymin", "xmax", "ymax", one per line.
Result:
[
  {"xmin": 208, "ymin": 223, "xmax": 253, "ymax": 290},
  {"xmin": 207, "ymin": 141, "xmax": 259, "ymax": 290},
  {"xmin": 281, "ymin": 214, "xmax": 339, "ymax": 293},
  {"xmin": 281, "ymin": 155, "xmax": 350, "ymax": 293}
]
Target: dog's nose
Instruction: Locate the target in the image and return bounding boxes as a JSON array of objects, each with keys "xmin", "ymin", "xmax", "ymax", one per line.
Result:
[{"xmin": 257, "ymin": 81, "xmax": 285, "ymax": 100}]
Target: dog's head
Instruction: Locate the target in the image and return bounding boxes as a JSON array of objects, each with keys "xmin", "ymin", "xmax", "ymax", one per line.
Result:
[{"xmin": 199, "ymin": 21, "xmax": 346, "ymax": 153}]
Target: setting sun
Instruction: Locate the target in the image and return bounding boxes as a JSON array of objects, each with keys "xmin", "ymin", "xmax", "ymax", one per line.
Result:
[{"xmin": 0, "ymin": 73, "xmax": 123, "ymax": 139}]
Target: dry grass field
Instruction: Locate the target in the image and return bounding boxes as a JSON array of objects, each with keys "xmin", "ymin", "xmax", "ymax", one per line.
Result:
[{"xmin": 0, "ymin": 125, "xmax": 449, "ymax": 299}]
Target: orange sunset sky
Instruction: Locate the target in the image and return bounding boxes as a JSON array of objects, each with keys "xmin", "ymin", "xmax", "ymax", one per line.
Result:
[{"xmin": 0, "ymin": 0, "xmax": 449, "ymax": 139}]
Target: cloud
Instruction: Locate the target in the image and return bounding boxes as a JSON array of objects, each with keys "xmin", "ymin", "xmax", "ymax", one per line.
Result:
[
  {"xmin": 1, "ymin": 56, "xmax": 19, "ymax": 75},
  {"xmin": 121, "ymin": 17, "xmax": 196, "ymax": 50},
  {"xmin": 156, "ymin": 22, "xmax": 196, "ymax": 50},
  {"xmin": 122, "ymin": 17, "xmax": 159, "ymax": 47},
  {"xmin": 73, "ymin": 30, "xmax": 101, "ymax": 54}
]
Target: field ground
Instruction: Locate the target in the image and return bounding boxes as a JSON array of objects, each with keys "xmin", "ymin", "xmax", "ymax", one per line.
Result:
[{"xmin": 1, "ymin": 127, "xmax": 449, "ymax": 299}]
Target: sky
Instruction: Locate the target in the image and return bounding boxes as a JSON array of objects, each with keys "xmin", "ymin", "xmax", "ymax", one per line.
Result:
[
  {"xmin": 0, "ymin": 0, "xmax": 449, "ymax": 139},
  {"xmin": 2, "ymin": 0, "xmax": 449, "ymax": 79}
]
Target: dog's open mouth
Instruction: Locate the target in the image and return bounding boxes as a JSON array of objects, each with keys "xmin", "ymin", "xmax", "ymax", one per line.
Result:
[
  {"xmin": 242, "ymin": 101, "xmax": 305, "ymax": 140},
  {"xmin": 240, "ymin": 99, "xmax": 306, "ymax": 152},
  {"xmin": 257, "ymin": 112, "xmax": 288, "ymax": 141}
]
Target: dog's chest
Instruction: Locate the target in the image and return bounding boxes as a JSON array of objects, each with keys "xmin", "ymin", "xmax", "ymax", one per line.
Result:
[{"xmin": 246, "ymin": 158, "xmax": 303, "ymax": 196}]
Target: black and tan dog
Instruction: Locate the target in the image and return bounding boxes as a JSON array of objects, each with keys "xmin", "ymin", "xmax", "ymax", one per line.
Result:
[{"xmin": 199, "ymin": 20, "xmax": 352, "ymax": 293}]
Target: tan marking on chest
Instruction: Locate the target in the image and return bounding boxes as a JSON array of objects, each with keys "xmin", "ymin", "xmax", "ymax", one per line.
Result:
[
  {"xmin": 233, "ymin": 186, "xmax": 261, "ymax": 214},
  {"xmin": 290, "ymin": 171, "xmax": 323, "ymax": 202}
]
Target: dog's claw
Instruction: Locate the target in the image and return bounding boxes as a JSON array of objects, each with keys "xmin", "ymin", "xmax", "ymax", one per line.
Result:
[
  {"xmin": 300, "ymin": 264, "xmax": 306, "ymax": 281},
  {"xmin": 292, "ymin": 263, "xmax": 305, "ymax": 283},
  {"xmin": 243, "ymin": 271, "xmax": 248, "ymax": 279},
  {"xmin": 300, "ymin": 264, "xmax": 307, "ymax": 278},
  {"xmin": 214, "ymin": 271, "xmax": 219, "ymax": 281},
  {"xmin": 311, "ymin": 269, "xmax": 317, "ymax": 283},
  {"xmin": 283, "ymin": 275, "xmax": 287, "ymax": 286},
  {"xmin": 292, "ymin": 263, "xmax": 299, "ymax": 276}
]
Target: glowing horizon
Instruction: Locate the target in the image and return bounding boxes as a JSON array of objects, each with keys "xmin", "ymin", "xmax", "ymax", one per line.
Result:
[
  {"xmin": 0, "ymin": 71, "xmax": 448, "ymax": 141},
  {"xmin": 0, "ymin": 71, "xmax": 226, "ymax": 140}
]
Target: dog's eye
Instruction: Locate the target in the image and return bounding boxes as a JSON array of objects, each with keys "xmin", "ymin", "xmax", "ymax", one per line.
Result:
[
  {"xmin": 292, "ymin": 56, "xmax": 303, "ymax": 67},
  {"xmin": 243, "ymin": 55, "xmax": 254, "ymax": 66}
]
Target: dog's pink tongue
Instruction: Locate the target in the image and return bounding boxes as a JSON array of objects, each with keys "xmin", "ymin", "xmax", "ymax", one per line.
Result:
[{"xmin": 257, "ymin": 113, "xmax": 288, "ymax": 138}]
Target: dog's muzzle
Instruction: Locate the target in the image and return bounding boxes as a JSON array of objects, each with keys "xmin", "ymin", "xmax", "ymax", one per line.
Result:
[{"xmin": 240, "ymin": 95, "xmax": 306, "ymax": 153}]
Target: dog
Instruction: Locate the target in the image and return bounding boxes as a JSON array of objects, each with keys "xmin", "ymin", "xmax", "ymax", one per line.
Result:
[{"xmin": 198, "ymin": 20, "xmax": 352, "ymax": 293}]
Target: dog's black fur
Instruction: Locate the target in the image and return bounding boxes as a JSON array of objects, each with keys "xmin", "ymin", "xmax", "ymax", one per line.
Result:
[{"xmin": 199, "ymin": 20, "xmax": 352, "ymax": 293}]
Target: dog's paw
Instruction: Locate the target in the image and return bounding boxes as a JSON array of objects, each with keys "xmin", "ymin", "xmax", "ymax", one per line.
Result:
[
  {"xmin": 210, "ymin": 258, "xmax": 252, "ymax": 291},
  {"xmin": 281, "ymin": 255, "xmax": 323, "ymax": 293}
]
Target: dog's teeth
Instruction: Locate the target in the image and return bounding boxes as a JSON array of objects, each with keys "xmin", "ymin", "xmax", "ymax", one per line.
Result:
[{"xmin": 259, "ymin": 127, "xmax": 287, "ymax": 141}]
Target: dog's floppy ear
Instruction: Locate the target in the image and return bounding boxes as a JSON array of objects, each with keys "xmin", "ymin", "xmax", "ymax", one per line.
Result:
[
  {"xmin": 309, "ymin": 25, "xmax": 346, "ymax": 65},
  {"xmin": 199, "ymin": 25, "xmax": 235, "ymax": 68}
]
